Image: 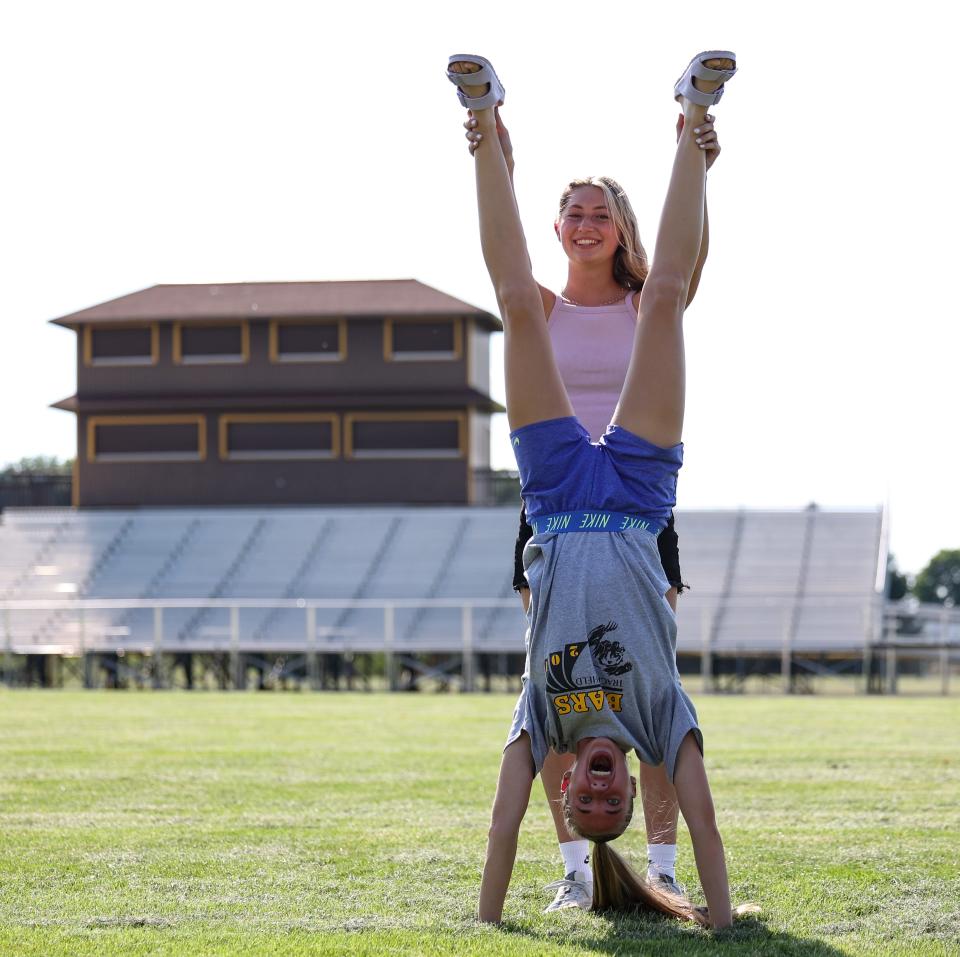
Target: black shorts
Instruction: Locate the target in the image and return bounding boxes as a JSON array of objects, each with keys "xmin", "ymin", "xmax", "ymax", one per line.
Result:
[{"xmin": 512, "ymin": 503, "xmax": 685, "ymax": 593}]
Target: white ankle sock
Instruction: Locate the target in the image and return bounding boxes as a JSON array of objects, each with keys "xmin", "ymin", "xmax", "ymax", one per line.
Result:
[
  {"xmin": 559, "ymin": 840, "xmax": 591, "ymax": 882},
  {"xmin": 646, "ymin": 843, "xmax": 677, "ymax": 879}
]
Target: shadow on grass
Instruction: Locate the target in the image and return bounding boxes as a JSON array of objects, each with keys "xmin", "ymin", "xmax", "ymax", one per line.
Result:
[{"xmin": 498, "ymin": 913, "xmax": 848, "ymax": 955}]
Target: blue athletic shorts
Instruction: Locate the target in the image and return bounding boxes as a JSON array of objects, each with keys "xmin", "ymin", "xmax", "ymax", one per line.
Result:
[{"xmin": 509, "ymin": 416, "xmax": 683, "ymax": 529}]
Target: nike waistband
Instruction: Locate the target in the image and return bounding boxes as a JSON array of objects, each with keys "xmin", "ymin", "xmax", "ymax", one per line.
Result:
[{"xmin": 529, "ymin": 510, "xmax": 663, "ymax": 536}]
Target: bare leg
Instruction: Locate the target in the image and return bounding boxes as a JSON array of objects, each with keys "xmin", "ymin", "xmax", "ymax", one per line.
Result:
[
  {"xmin": 640, "ymin": 761, "xmax": 679, "ymax": 845},
  {"xmin": 611, "ymin": 61, "xmax": 732, "ymax": 446},
  {"xmin": 451, "ymin": 63, "xmax": 573, "ymax": 431},
  {"xmin": 541, "ymin": 748, "xmax": 576, "ymax": 841},
  {"xmin": 643, "ymin": 585, "xmax": 680, "ymax": 846},
  {"xmin": 672, "ymin": 732, "xmax": 731, "ymax": 929},
  {"xmin": 516, "ymin": 587, "xmax": 581, "ymax": 857}
]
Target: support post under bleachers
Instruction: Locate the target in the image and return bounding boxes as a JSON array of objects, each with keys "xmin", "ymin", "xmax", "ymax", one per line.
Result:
[
  {"xmin": 2, "ymin": 607, "xmax": 12, "ymax": 687},
  {"xmin": 781, "ymin": 606, "xmax": 793, "ymax": 694},
  {"xmin": 886, "ymin": 645, "xmax": 898, "ymax": 694},
  {"xmin": 152, "ymin": 607, "xmax": 164, "ymax": 689},
  {"xmin": 229, "ymin": 606, "xmax": 242, "ymax": 689},
  {"xmin": 462, "ymin": 606, "xmax": 474, "ymax": 693},
  {"xmin": 384, "ymin": 606, "xmax": 397, "ymax": 691},
  {"xmin": 83, "ymin": 652, "xmax": 94, "ymax": 689},
  {"xmin": 306, "ymin": 607, "xmax": 319, "ymax": 690},
  {"xmin": 700, "ymin": 607, "xmax": 713, "ymax": 694},
  {"xmin": 939, "ymin": 610, "xmax": 951, "ymax": 696}
]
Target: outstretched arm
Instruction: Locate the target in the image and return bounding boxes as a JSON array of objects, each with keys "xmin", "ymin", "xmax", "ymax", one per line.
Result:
[
  {"xmin": 672, "ymin": 732, "xmax": 732, "ymax": 929},
  {"xmin": 478, "ymin": 733, "xmax": 536, "ymax": 923}
]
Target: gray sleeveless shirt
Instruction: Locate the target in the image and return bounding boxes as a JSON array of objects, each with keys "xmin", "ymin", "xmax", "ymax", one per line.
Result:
[{"xmin": 506, "ymin": 527, "xmax": 701, "ymax": 781}]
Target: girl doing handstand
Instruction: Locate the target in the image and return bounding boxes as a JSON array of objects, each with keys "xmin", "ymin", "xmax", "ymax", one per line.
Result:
[
  {"xmin": 447, "ymin": 51, "xmax": 739, "ymax": 928},
  {"xmin": 459, "ymin": 80, "xmax": 722, "ymax": 914}
]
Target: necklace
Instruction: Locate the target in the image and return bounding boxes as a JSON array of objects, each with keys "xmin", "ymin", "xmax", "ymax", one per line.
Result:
[{"xmin": 561, "ymin": 288, "xmax": 627, "ymax": 307}]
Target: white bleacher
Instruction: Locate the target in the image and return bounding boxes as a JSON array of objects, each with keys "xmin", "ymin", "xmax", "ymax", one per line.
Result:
[
  {"xmin": 11, "ymin": 513, "xmax": 129, "ymax": 600},
  {"xmin": 260, "ymin": 511, "xmax": 409, "ymax": 650},
  {"xmin": 400, "ymin": 511, "xmax": 521, "ymax": 652},
  {"xmin": 0, "ymin": 505, "xmax": 885, "ymax": 657},
  {"xmin": 151, "ymin": 513, "xmax": 264, "ymax": 645},
  {"xmin": 337, "ymin": 513, "xmax": 452, "ymax": 651},
  {"xmin": 714, "ymin": 511, "xmax": 810, "ymax": 653},
  {"xmin": 0, "ymin": 513, "xmax": 69, "ymax": 596},
  {"xmin": 794, "ymin": 510, "xmax": 884, "ymax": 651},
  {"xmin": 1, "ymin": 511, "xmax": 133, "ymax": 649},
  {"xmin": 673, "ymin": 511, "xmax": 740, "ymax": 652},
  {"xmin": 0, "ymin": 514, "xmax": 68, "ymax": 647},
  {"xmin": 220, "ymin": 514, "xmax": 329, "ymax": 644}
]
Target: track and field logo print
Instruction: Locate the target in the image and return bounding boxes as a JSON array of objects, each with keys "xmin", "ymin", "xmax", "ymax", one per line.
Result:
[
  {"xmin": 588, "ymin": 621, "xmax": 632, "ymax": 677},
  {"xmin": 544, "ymin": 620, "xmax": 633, "ymax": 694}
]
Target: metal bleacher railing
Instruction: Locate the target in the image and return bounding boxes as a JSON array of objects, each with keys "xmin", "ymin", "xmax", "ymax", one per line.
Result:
[
  {"xmin": 1, "ymin": 503, "xmax": 927, "ymax": 692},
  {"xmin": 2, "ymin": 595, "xmax": 957, "ymax": 691},
  {"xmin": 0, "ymin": 594, "xmax": 523, "ymax": 691}
]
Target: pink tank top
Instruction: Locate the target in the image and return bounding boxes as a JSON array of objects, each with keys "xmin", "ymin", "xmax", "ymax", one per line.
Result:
[{"xmin": 548, "ymin": 291, "xmax": 638, "ymax": 441}]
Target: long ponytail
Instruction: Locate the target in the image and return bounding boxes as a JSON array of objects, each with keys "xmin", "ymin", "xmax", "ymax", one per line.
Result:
[
  {"xmin": 561, "ymin": 780, "xmax": 737, "ymax": 925},
  {"xmin": 560, "ymin": 782, "xmax": 694, "ymax": 919},
  {"xmin": 590, "ymin": 841, "xmax": 705, "ymax": 923}
]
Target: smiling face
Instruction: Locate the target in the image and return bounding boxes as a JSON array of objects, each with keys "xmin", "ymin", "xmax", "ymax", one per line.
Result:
[
  {"xmin": 555, "ymin": 185, "xmax": 621, "ymax": 265},
  {"xmin": 561, "ymin": 737, "xmax": 637, "ymax": 840}
]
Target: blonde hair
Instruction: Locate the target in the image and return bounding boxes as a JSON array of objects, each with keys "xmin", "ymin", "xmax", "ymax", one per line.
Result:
[
  {"xmin": 557, "ymin": 176, "xmax": 649, "ymax": 291},
  {"xmin": 560, "ymin": 789, "xmax": 707, "ymax": 924},
  {"xmin": 591, "ymin": 842, "xmax": 708, "ymax": 923}
]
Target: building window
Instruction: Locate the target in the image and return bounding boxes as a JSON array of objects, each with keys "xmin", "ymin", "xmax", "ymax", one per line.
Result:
[
  {"xmin": 384, "ymin": 318, "xmax": 462, "ymax": 361},
  {"xmin": 83, "ymin": 324, "xmax": 158, "ymax": 366},
  {"xmin": 219, "ymin": 414, "xmax": 340, "ymax": 460},
  {"xmin": 268, "ymin": 319, "xmax": 346, "ymax": 362},
  {"xmin": 345, "ymin": 413, "xmax": 464, "ymax": 459},
  {"xmin": 87, "ymin": 416, "xmax": 206, "ymax": 463},
  {"xmin": 173, "ymin": 322, "xmax": 249, "ymax": 364}
]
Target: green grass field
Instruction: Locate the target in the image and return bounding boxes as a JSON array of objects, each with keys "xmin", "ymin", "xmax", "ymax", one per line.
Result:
[{"xmin": 0, "ymin": 692, "xmax": 957, "ymax": 956}]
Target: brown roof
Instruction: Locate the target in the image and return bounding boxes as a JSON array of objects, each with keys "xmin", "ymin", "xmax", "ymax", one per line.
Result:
[
  {"xmin": 50, "ymin": 280, "xmax": 502, "ymax": 330},
  {"xmin": 51, "ymin": 388, "xmax": 505, "ymax": 415}
]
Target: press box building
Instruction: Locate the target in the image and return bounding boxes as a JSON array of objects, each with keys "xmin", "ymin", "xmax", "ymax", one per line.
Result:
[{"xmin": 51, "ymin": 280, "xmax": 504, "ymax": 508}]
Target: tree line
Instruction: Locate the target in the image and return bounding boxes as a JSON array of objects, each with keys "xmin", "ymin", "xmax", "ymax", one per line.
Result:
[
  {"xmin": 0, "ymin": 456, "xmax": 74, "ymax": 478},
  {"xmin": 888, "ymin": 551, "xmax": 960, "ymax": 608}
]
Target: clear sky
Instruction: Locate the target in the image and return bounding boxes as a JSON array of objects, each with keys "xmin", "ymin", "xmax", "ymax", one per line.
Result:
[{"xmin": 2, "ymin": 1, "xmax": 956, "ymax": 574}]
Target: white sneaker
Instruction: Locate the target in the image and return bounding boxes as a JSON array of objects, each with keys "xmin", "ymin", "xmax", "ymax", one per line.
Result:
[
  {"xmin": 543, "ymin": 870, "xmax": 593, "ymax": 912},
  {"xmin": 648, "ymin": 870, "xmax": 687, "ymax": 898}
]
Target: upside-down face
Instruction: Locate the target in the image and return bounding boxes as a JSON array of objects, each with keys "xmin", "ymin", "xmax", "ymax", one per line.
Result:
[{"xmin": 562, "ymin": 736, "xmax": 636, "ymax": 840}]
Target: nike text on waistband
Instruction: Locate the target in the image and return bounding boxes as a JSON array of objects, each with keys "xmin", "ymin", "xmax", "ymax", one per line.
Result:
[{"xmin": 529, "ymin": 510, "xmax": 663, "ymax": 536}]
